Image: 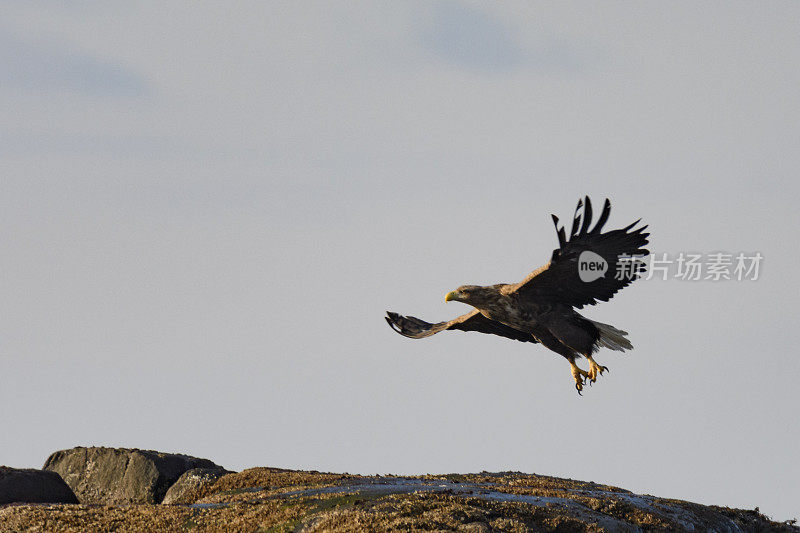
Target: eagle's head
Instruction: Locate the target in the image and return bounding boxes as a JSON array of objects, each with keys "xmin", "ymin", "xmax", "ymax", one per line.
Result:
[{"xmin": 445, "ymin": 285, "xmax": 498, "ymax": 307}]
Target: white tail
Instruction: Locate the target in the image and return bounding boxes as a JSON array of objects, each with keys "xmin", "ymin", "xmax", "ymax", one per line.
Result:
[{"xmin": 589, "ymin": 320, "xmax": 633, "ymax": 352}]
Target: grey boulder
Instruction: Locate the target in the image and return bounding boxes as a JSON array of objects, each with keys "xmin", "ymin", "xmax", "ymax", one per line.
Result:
[
  {"xmin": 43, "ymin": 447, "xmax": 220, "ymax": 504},
  {"xmin": 0, "ymin": 466, "xmax": 79, "ymax": 504}
]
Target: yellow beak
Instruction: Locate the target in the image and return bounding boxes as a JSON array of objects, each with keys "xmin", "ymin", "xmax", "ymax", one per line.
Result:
[{"xmin": 445, "ymin": 291, "xmax": 458, "ymax": 302}]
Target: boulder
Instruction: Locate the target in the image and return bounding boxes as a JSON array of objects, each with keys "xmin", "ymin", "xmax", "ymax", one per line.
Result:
[
  {"xmin": 43, "ymin": 447, "xmax": 220, "ymax": 504},
  {"xmin": 0, "ymin": 466, "xmax": 79, "ymax": 504},
  {"xmin": 161, "ymin": 467, "xmax": 232, "ymax": 504}
]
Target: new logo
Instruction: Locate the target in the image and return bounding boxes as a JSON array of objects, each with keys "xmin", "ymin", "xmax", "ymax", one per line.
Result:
[{"xmin": 578, "ymin": 251, "xmax": 608, "ymax": 282}]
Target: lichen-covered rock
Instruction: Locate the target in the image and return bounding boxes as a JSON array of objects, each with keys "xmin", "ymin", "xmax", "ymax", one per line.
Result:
[
  {"xmin": 4, "ymin": 467, "xmax": 796, "ymax": 531},
  {"xmin": 42, "ymin": 447, "xmax": 220, "ymax": 504},
  {"xmin": 0, "ymin": 466, "xmax": 78, "ymax": 504},
  {"xmin": 161, "ymin": 467, "xmax": 232, "ymax": 504}
]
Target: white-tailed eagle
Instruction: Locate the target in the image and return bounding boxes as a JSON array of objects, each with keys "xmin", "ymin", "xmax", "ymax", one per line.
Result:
[{"xmin": 386, "ymin": 197, "xmax": 650, "ymax": 393}]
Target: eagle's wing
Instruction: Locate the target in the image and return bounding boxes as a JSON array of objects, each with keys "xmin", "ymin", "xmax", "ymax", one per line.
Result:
[
  {"xmin": 385, "ymin": 309, "xmax": 538, "ymax": 344},
  {"xmin": 511, "ymin": 197, "xmax": 650, "ymax": 309}
]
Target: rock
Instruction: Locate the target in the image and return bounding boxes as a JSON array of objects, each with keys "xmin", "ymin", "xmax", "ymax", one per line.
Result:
[
  {"xmin": 2, "ymin": 468, "xmax": 797, "ymax": 531},
  {"xmin": 162, "ymin": 467, "xmax": 231, "ymax": 504},
  {"xmin": 0, "ymin": 466, "xmax": 79, "ymax": 504},
  {"xmin": 42, "ymin": 447, "xmax": 221, "ymax": 504}
]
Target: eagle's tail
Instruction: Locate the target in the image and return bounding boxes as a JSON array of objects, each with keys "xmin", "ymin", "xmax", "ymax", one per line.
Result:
[{"xmin": 589, "ymin": 320, "xmax": 633, "ymax": 352}]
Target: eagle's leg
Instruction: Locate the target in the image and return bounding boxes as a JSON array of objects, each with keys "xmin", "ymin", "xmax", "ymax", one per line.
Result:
[
  {"xmin": 586, "ymin": 355, "xmax": 609, "ymax": 383},
  {"xmin": 569, "ymin": 360, "xmax": 590, "ymax": 394}
]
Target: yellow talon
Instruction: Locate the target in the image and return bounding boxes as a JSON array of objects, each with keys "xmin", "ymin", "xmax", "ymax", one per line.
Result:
[
  {"xmin": 570, "ymin": 361, "xmax": 590, "ymax": 393},
  {"xmin": 586, "ymin": 355, "xmax": 609, "ymax": 383}
]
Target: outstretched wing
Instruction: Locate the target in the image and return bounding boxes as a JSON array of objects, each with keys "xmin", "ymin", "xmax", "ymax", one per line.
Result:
[
  {"xmin": 511, "ymin": 197, "xmax": 650, "ymax": 309},
  {"xmin": 385, "ymin": 310, "xmax": 538, "ymax": 344}
]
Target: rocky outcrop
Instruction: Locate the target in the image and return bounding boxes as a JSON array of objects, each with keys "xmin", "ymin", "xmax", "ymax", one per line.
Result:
[
  {"xmin": 161, "ymin": 467, "xmax": 231, "ymax": 504},
  {"xmin": 42, "ymin": 447, "xmax": 220, "ymax": 505},
  {"xmin": 0, "ymin": 467, "xmax": 78, "ymax": 505},
  {"xmin": 4, "ymin": 463, "xmax": 795, "ymax": 531}
]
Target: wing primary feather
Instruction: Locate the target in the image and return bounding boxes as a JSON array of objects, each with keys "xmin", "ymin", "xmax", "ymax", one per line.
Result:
[
  {"xmin": 552, "ymin": 214, "xmax": 567, "ymax": 248},
  {"xmin": 591, "ymin": 198, "xmax": 611, "ymax": 234},
  {"xmin": 622, "ymin": 218, "xmax": 642, "ymax": 232},
  {"xmin": 570, "ymin": 199, "xmax": 583, "ymax": 237},
  {"xmin": 579, "ymin": 196, "xmax": 593, "ymax": 235},
  {"xmin": 570, "ymin": 216, "xmax": 580, "ymax": 238},
  {"xmin": 385, "ymin": 316, "xmax": 400, "ymax": 333}
]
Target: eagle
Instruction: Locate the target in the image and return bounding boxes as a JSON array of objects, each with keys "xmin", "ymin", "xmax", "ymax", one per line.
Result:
[{"xmin": 385, "ymin": 197, "xmax": 650, "ymax": 393}]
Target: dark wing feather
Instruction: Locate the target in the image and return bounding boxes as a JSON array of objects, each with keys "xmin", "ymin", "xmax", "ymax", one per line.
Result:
[
  {"xmin": 385, "ymin": 310, "xmax": 537, "ymax": 344},
  {"xmin": 512, "ymin": 197, "xmax": 650, "ymax": 309}
]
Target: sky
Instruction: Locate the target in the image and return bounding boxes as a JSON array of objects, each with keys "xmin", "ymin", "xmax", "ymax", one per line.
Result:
[{"xmin": 1, "ymin": 1, "xmax": 799, "ymax": 522}]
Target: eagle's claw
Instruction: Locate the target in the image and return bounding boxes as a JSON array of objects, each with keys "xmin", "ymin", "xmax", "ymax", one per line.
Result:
[
  {"xmin": 586, "ymin": 356, "xmax": 610, "ymax": 383},
  {"xmin": 571, "ymin": 361, "xmax": 589, "ymax": 394}
]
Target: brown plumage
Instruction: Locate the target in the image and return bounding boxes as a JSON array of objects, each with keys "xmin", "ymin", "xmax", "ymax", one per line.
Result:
[{"xmin": 385, "ymin": 197, "xmax": 650, "ymax": 393}]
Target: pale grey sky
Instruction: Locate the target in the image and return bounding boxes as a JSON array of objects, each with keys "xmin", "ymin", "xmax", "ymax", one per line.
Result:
[{"xmin": 1, "ymin": 1, "xmax": 798, "ymax": 521}]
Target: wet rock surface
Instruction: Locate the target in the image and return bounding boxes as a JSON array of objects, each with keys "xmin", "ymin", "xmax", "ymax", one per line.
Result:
[
  {"xmin": 2, "ymin": 467, "xmax": 796, "ymax": 531},
  {"xmin": 42, "ymin": 446, "xmax": 220, "ymax": 505},
  {"xmin": 0, "ymin": 467, "xmax": 78, "ymax": 505}
]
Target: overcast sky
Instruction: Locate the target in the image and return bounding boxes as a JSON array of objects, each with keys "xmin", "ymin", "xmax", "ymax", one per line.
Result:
[{"xmin": 1, "ymin": 1, "xmax": 798, "ymax": 521}]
